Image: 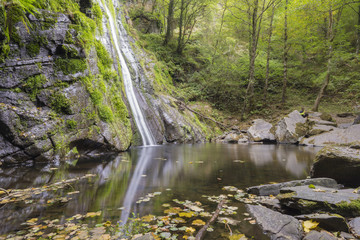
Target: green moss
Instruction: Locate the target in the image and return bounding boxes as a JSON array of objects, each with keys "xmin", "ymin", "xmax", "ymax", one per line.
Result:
[
  {"xmin": 50, "ymin": 92, "xmax": 72, "ymax": 115},
  {"xmin": 65, "ymin": 30, "xmax": 75, "ymax": 44},
  {"xmin": 69, "ymin": 11, "xmax": 96, "ymax": 51},
  {"xmin": 66, "ymin": 119, "xmax": 78, "ymax": 130},
  {"xmin": 110, "ymin": 86, "xmax": 129, "ymax": 125},
  {"xmin": 336, "ymin": 199, "xmax": 360, "ymax": 217},
  {"xmin": 92, "ymin": 2, "xmax": 103, "ymax": 34},
  {"xmin": 23, "ymin": 74, "xmax": 47, "ymax": 100},
  {"xmin": 62, "ymin": 44, "xmax": 79, "ymax": 58},
  {"xmin": 55, "ymin": 58, "xmax": 87, "ymax": 75},
  {"xmin": 81, "ymin": 76, "xmax": 103, "ymax": 105},
  {"xmin": 98, "ymin": 104, "xmax": 114, "ymax": 122},
  {"xmin": 26, "ymin": 42, "xmax": 40, "ymax": 57},
  {"xmin": 95, "ymin": 40, "xmax": 112, "ymax": 70}
]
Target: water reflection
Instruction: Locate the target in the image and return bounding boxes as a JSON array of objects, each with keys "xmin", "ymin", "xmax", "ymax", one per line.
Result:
[{"xmin": 0, "ymin": 143, "xmax": 319, "ymax": 236}]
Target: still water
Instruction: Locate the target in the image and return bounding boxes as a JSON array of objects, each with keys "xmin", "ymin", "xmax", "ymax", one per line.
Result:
[{"xmin": 0, "ymin": 143, "xmax": 319, "ymax": 238}]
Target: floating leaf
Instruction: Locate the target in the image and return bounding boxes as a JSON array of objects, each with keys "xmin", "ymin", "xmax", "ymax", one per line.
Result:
[
  {"xmin": 185, "ymin": 227, "xmax": 196, "ymax": 233},
  {"xmin": 142, "ymin": 215, "xmax": 156, "ymax": 222},
  {"xmin": 206, "ymin": 227, "xmax": 214, "ymax": 232},
  {"xmin": 171, "ymin": 217, "xmax": 186, "ymax": 224},
  {"xmin": 162, "ymin": 203, "xmax": 171, "ymax": 208},
  {"xmin": 85, "ymin": 211, "xmax": 101, "ymax": 218},
  {"xmin": 179, "ymin": 211, "xmax": 195, "ymax": 218},
  {"xmin": 192, "ymin": 219, "xmax": 205, "ymax": 226},
  {"xmin": 303, "ymin": 220, "xmax": 319, "ymax": 233},
  {"xmin": 308, "ymin": 184, "xmax": 315, "ymax": 189},
  {"xmin": 165, "ymin": 207, "xmax": 181, "ymax": 215}
]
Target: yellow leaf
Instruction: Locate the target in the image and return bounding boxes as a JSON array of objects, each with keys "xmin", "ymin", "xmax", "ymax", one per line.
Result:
[
  {"xmin": 142, "ymin": 215, "xmax": 156, "ymax": 222},
  {"xmin": 179, "ymin": 211, "xmax": 195, "ymax": 218},
  {"xmin": 164, "ymin": 207, "xmax": 181, "ymax": 215},
  {"xmin": 185, "ymin": 227, "xmax": 196, "ymax": 233},
  {"xmin": 85, "ymin": 211, "xmax": 101, "ymax": 218},
  {"xmin": 229, "ymin": 234, "xmax": 246, "ymax": 240},
  {"xmin": 303, "ymin": 220, "xmax": 319, "ymax": 233},
  {"xmin": 27, "ymin": 218, "xmax": 38, "ymax": 223},
  {"xmin": 192, "ymin": 219, "xmax": 206, "ymax": 226}
]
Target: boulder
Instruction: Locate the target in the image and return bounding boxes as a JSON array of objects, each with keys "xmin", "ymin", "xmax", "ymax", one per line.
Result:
[
  {"xmin": 296, "ymin": 213, "xmax": 349, "ymax": 232},
  {"xmin": 247, "ymin": 119, "xmax": 275, "ymax": 142},
  {"xmin": 308, "ymin": 124, "xmax": 336, "ymax": 136},
  {"xmin": 275, "ymin": 110, "xmax": 306, "ymax": 144},
  {"xmin": 301, "ymin": 124, "xmax": 360, "ymax": 146},
  {"xmin": 309, "ymin": 118, "xmax": 337, "ymax": 127},
  {"xmin": 310, "ymin": 146, "xmax": 360, "ymax": 187},
  {"xmin": 349, "ymin": 217, "xmax": 360, "ymax": 238},
  {"xmin": 303, "ymin": 230, "xmax": 337, "ymax": 240},
  {"xmin": 278, "ymin": 185, "xmax": 360, "ymax": 217},
  {"xmin": 247, "ymin": 178, "xmax": 339, "ymax": 196},
  {"xmin": 246, "ymin": 204, "xmax": 303, "ymax": 240},
  {"xmin": 224, "ymin": 132, "xmax": 243, "ymax": 143}
]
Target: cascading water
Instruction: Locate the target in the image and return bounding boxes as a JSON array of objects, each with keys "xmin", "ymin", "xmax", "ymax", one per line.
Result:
[
  {"xmin": 97, "ymin": 0, "xmax": 157, "ymax": 225},
  {"xmin": 97, "ymin": 0, "xmax": 155, "ymax": 146}
]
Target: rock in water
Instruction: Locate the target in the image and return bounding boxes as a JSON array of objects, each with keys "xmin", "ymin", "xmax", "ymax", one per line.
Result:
[
  {"xmin": 275, "ymin": 110, "xmax": 306, "ymax": 144},
  {"xmin": 301, "ymin": 124, "xmax": 360, "ymax": 146},
  {"xmin": 310, "ymin": 146, "xmax": 360, "ymax": 187},
  {"xmin": 247, "ymin": 119, "xmax": 275, "ymax": 142},
  {"xmin": 278, "ymin": 185, "xmax": 360, "ymax": 217},
  {"xmin": 247, "ymin": 178, "xmax": 339, "ymax": 196},
  {"xmin": 246, "ymin": 204, "xmax": 303, "ymax": 240},
  {"xmin": 296, "ymin": 213, "xmax": 349, "ymax": 232},
  {"xmin": 349, "ymin": 217, "xmax": 360, "ymax": 238},
  {"xmin": 303, "ymin": 230, "xmax": 337, "ymax": 240}
]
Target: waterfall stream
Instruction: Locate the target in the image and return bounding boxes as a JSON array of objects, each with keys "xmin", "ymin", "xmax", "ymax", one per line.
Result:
[{"xmin": 98, "ymin": 0, "xmax": 155, "ymax": 146}]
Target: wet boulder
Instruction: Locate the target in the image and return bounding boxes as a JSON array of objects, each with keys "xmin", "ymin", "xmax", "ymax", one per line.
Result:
[
  {"xmin": 247, "ymin": 178, "xmax": 339, "ymax": 196},
  {"xmin": 247, "ymin": 119, "xmax": 275, "ymax": 142},
  {"xmin": 303, "ymin": 230, "xmax": 337, "ymax": 240},
  {"xmin": 296, "ymin": 213, "xmax": 349, "ymax": 232},
  {"xmin": 246, "ymin": 204, "xmax": 303, "ymax": 240},
  {"xmin": 301, "ymin": 124, "xmax": 360, "ymax": 146},
  {"xmin": 275, "ymin": 110, "xmax": 306, "ymax": 144},
  {"xmin": 310, "ymin": 146, "xmax": 360, "ymax": 187},
  {"xmin": 349, "ymin": 217, "xmax": 360, "ymax": 238},
  {"xmin": 277, "ymin": 185, "xmax": 360, "ymax": 217}
]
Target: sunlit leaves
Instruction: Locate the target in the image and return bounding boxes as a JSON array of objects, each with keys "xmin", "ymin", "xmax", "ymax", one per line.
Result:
[{"xmin": 302, "ymin": 220, "xmax": 319, "ymax": 233}]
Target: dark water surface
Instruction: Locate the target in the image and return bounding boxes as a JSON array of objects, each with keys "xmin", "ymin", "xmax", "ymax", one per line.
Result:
[{"xmin": 0, "ymin": 143, "xmax": 319, "ymax": 238}]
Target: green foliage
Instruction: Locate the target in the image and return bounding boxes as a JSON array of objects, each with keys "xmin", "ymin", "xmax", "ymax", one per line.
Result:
[
  {"xmin": 23, "ymin": 74, "xmax": 47, "ymax": 100},
  {"xmin": 98, "ymin": 104, "xmax": 114, "ymax": 122},
  {"xmin": 81, "ymin": 76, "xmax": 103, "ymax": 105},
  {"xmin": 92, "ymin": 2, "xmax": 103, "ymax": 34},
  {"xmin": 66, "ymin": 119, "xmax": 77, "ymax": 129},
  {"xmin": 55, "ymin": 58, "xmax": 87, "ymax": 75},
  {"xmin": 95, "ymin": 40, "xmax": 112, "ymax": 70},
  {"xmin": 50, "ymin": 92, "xmax": 72, "ymax": 115}
]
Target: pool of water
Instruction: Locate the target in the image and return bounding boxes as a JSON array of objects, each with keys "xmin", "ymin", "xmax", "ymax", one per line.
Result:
[{"xmin": 0, "ymin": 143, "xmax": 319, "ymax": 238}]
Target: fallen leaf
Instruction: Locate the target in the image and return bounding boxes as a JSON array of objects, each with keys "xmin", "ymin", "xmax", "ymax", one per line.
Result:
[
  {"xmin": 192, "ymin": 219, "xmax": 205, "ymax": 226},
  {"xmin": 303, "ymin": 220, "xmax": 319, "ymax": 233}
]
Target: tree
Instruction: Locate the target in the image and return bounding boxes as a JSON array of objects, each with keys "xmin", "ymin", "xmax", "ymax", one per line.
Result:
[
  {"xmin": 176, "ymin": 0, "xmax": 209, "ymax": 54},
  {"xmin": 263, "ymin": 2, "xmax": 275, "ymax": 102},
  {"xmin": 281, "ymin": 0, "xmax": 288, "ymax": 105},
  {"xmin": 228, "ymin": 0, "xmax": 279, "ymax": 119},
  {"xmin": 163, "ymin": 0, "xmax": 175, "ymax": 45}
]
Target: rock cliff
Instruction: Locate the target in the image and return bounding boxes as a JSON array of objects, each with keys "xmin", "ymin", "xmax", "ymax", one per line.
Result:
[{"xmin": 0, "ymin": 1, "xmax": 208, "ymax": 166}]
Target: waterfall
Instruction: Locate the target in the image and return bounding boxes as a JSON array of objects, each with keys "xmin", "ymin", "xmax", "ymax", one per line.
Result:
[{"xmin": 97, "ymin": 0, "xmax": 155, "ymax": 146}]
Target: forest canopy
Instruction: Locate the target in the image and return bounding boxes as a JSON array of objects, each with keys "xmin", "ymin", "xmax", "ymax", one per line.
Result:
[{"xmin": 126, "ymin": 0, "xmax": 360, "ymax": 118}]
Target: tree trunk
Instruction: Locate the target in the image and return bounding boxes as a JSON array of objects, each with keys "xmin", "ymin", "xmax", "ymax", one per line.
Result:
[
  {"xmin": 211, "ymin": 0, "xmax": 227, "ymax": 64},
  {"xmin": 177, "ymin": 0, "xmax": 185, "ymax": 54},
  {"xmin": 241, "ymin": 0, "xmax": 259, "ymax": 120},
  {"xmin": 356, "ymin": 4, "xmax": 360, "ymax": 55},
  {"xmin": 163, "ymin": 0, "xmax": 175, "ymax": 45},
  {"xmin": 313, "ymin": 8, "xmax": 334, "ymax": 112},
  {"xmin": 263, "ymin": 4, "xmax": 275, "ymax": 102},
  {"xmin": 281, "ymin": 0, "xmax": 288, "ymax": 105}
]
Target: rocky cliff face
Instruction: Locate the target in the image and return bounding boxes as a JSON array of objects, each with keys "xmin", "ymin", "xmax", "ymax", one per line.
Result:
[{"xmin": 0, "ymin": 1, "xmax": 207, "ymax": 166}]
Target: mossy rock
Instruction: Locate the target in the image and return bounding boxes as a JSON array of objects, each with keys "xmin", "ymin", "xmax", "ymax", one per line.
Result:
[{"xmin": 320, "ymin": 113, "xmax": 333, "ymax": 122}]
